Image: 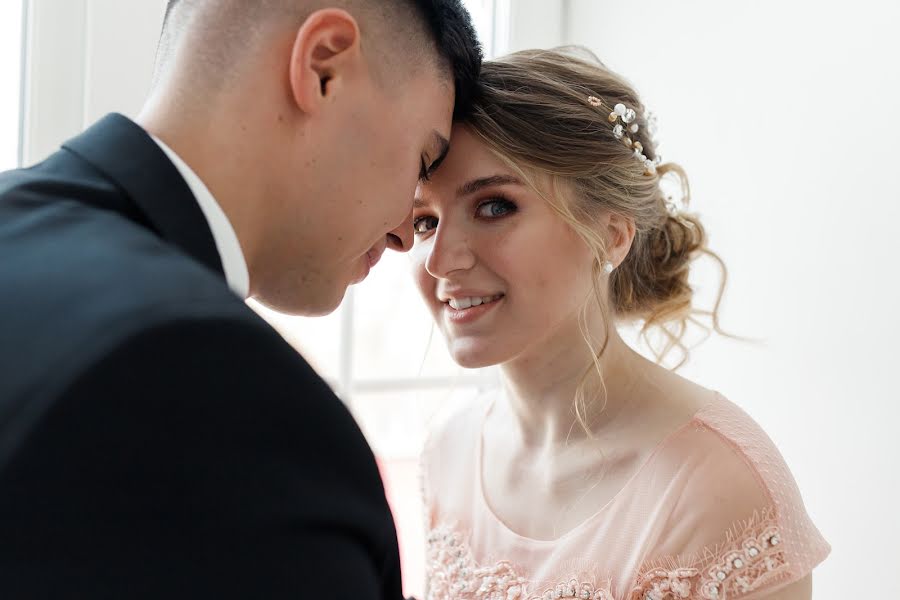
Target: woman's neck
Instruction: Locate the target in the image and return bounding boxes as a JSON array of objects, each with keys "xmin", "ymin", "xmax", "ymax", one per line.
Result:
[{"xmin": 498, "ymin": 313, "xmax": 645, "ymax": 448}]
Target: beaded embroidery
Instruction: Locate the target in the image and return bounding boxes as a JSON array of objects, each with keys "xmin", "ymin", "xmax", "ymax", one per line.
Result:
[
  {"xmin": 426, "ymin": 511, "xmax": 788, "ymax": 600},
  {"xmin": 630, "ymin": 510, "xmax": 787, "ymax": 600}
]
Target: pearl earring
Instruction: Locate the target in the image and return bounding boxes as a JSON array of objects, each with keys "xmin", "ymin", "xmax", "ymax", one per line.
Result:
[{"xmin": 602, "ymin": 261, "xmax": 614, "ymax": 275}]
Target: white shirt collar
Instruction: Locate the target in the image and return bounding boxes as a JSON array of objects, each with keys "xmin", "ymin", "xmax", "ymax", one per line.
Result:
[{"xmin": 149, "ymin": 134, "xmax": 250, "ymax": 299}]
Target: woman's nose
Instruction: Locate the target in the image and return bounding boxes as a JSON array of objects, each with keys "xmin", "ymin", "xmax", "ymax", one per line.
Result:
[{"xmin": 425, "ymin": 225, "xmax": 476, "ymax": 278}]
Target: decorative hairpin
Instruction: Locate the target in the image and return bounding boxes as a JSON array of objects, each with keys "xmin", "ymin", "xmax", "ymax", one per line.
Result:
[{"xmin": 587, "ymin": 95, "xmax": 661, "ymax": 176}]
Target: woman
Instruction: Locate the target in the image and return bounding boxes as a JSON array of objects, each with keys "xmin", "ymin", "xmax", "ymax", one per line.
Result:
[{"xmin": 412, "ymin": 48, "xmax": 829, "ymax": 600}]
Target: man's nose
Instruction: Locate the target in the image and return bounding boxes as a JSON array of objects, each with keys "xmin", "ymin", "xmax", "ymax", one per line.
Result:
[{"xmin": 386, "ymin": 206, "xmax": 415, "ymax": 253}]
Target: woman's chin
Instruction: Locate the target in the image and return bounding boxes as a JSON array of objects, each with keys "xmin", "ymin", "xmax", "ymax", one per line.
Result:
[{"xmin": 448, "ymin": 340, "xmax": 507, "ymax": 370}]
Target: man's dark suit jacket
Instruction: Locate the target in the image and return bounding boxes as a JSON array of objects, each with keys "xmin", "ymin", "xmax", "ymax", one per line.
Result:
[{"xmin": 0, "ymin": 114, "xmax": 404, "ymax": 599}]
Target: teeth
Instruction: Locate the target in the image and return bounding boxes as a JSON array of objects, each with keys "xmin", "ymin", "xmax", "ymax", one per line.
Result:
[
  {"xmin": 451, "ymin": 297, "xmax": 472, "ymax": 310},
  {"xmin": 447, "ymin": 295, "xmax": 502, "ymax": 311}
]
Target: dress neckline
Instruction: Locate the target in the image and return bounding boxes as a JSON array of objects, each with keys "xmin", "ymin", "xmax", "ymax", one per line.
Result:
[{"xmin": 474, "ymin": 393, "xmax": 717, "ymax": 545}]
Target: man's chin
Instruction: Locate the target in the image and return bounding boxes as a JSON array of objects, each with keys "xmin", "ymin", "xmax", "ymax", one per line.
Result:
[
  {"xmin": 252, "ymin": 285, "xmax": 348, "ymax": 317},
  {"xmin": 349, "ymin": 258, "xmax": 371, "ymax": 285}
]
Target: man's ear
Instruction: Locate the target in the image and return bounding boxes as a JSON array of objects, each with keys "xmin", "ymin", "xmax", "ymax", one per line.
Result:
[{"xmin": 288, "ymin": 9, "xmax": 362, "ymax": 114}]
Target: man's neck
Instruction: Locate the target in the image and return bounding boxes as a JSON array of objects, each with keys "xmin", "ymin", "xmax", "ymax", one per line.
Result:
[{"xmin": 137, "ymin": 95, "xmax": 263, "ymax": 287}]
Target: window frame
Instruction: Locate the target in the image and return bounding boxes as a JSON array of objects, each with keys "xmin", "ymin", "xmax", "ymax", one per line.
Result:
[
  {"xmin": 0, "ymin": 0, "xmax": 27, "ymax": 170},
  {"xmin": 16, "ymin": 0, "xmax": 27, "ymax": 168}
]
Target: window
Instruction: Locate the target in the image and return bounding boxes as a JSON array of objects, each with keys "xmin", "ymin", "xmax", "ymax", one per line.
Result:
[
  {"xmin": 0, "ymin": 0, "xmax": 24, "ymax": 171},
  {"xmin": 460, "ymin": 0, "xmax": 508, "ymax": 59}
]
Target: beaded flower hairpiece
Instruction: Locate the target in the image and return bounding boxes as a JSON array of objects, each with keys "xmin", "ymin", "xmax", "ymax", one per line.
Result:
[{"xmin": 587, "ymin": 95, "xmax": 661, "ymax": 176}]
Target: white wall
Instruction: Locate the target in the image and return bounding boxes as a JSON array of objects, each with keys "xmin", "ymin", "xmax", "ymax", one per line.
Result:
[
  {"xmin": 21, "ymin": 0, "xmax": 166, "ymax": 164},
  {"xmin": 502, "ymin": 0, "xmax": 565, "ymax": 53},
  {"xmin": 81, "ymin": 0, "xmax": 167, "ymax": 124},
  {"xmin": 0, "ymin": 1, "xmax": 24, "ymax": 171},
  {"xmin": 564, "ymin": 1, "xmax": 900, "ymax": 597},
  {"xmin": 21, "ymin": 0, "xmax": 86, "ymax": 166}
]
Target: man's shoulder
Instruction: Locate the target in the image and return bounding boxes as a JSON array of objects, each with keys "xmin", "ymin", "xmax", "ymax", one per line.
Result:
[
  {"xmin": 0, "ymin": 179, "xmax": 263, "ymax": 400},
  {"xmin": 0, "ymin": 135, "xmax": 258, "ymax": 359},
  {"xmin": 1, "ymin": 192, "xmax": 244, "ymax": 321},
  {"xmin": 7, "ymin": 298, "xmax": 380, "ymax": 511}
]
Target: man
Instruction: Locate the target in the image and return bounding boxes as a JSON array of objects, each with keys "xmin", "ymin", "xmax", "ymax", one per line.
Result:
[{"xmin": 0, "ymin": 1, "xmax": 480, "ymax": 597}]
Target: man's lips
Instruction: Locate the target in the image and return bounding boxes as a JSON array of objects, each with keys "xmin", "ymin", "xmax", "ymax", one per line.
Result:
[
  {"xmin": 367, "ymin": 247, "xmax": 385, "ymax": 269},
  {"xmin": 367, "ymin": 237, "xmax": 388, "ymax": 269},
  {"xmin": 352, "ymin": 240, "xmax": 388, "ymax": 284}
]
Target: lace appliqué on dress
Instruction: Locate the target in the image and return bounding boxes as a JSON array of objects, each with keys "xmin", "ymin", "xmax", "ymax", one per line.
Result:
[
  {"xmin": 426, "ymin": 525, "xmax": 614, "ymax": 600},
  {"xmin": 630, "ymin": 510, "xmax": 787, "ymax": 599},
  {"xmin": 427, "ymin": 508, "xmax": 788, "ymax": 600}
]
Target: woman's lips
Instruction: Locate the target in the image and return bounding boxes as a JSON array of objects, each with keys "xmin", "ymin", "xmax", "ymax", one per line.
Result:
[{"xmin": 443, "ymin": 294, "xmax": 505, "ymax": 324}]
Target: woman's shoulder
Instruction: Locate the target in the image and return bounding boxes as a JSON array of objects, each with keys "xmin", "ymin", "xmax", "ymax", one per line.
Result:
[
  {"xmin": 419, "ymin": 388, "xmax": 496, "ymax": 506},
  {"xmin": 632, "ymin": 393, "xmax": 830, "ymax": 599},
  {"xmin": 422, "ymin": 388, "xmax": 495, "ymax": 456},
  {"xmin": 660, "ymin": 393, "xmax": 827, "ymax": 551},
  {"xmin": 646, "ymin": 381, "xmax": 803, "ymax": 500},
  {"xmin": 684, "ymin": 394, "xmax": 812, "ymax": 512}
]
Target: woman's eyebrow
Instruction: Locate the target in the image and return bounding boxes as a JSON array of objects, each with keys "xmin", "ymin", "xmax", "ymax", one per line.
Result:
[
  {"xmin": 456, "ymin": 175, "xmax": 522, "ymax": 197},
  {"xmin": 414, "ymin": 174, "xmax": 522, "ymax": 209}
]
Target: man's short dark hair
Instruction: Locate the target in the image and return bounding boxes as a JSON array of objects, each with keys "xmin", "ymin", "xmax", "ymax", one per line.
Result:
[
  {"xmin": 158, "ymin": 0, "xmax": 482, "ymax": 119},
  {"xmin": 406, "ymin": 1, "xmax": 482, "ymax": 118}
]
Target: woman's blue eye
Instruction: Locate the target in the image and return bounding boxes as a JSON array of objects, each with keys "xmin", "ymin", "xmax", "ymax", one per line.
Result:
[
  {"xmin": 414, "ymin": 216, "xmax": 438, "ymax": 234},
  {"xmin": 476, "ymin": 199, "xmax": 516, "ymax": 219},
  {"xmin": 414, "ymin": 199, "xmax": 516, "ymax": 235}
]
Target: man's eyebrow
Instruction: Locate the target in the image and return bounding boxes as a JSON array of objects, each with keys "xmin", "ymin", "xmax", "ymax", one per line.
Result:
[
  {"xmin": 425, "ymin": 133, "xmax": 451, "ymax": 178},
  {"xmin": 456, "ymin": 174, "xmax": 522, "ymax": 197}
]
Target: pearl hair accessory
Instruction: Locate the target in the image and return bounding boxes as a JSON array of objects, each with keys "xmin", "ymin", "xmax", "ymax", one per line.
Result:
[{"xmin": 587, "ymin": 95, "xmax": 661, "ymax": 176}]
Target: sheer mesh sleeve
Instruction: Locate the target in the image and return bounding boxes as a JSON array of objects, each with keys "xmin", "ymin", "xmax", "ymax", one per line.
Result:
[{"xmin": 630, "ymin": 397, "xmax": 830, "ymax": 599}]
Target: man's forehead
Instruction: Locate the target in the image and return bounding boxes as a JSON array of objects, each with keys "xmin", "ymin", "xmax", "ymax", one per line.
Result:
[
  {"xmin": 411, "ymin": 64, "xmax": 455, "ymax": 105},
  {"xmin": 429, "ymin": 130, "xmax": 451, "ymax": 152},
  {"xmin": 420, "ymin": 83, "xmax": 454, "ymax": 143}
]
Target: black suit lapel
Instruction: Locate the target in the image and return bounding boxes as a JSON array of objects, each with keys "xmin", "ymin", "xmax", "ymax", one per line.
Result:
[{"xmin": 62, "ymin": 113, "xmax": 225, "ymax": 279}]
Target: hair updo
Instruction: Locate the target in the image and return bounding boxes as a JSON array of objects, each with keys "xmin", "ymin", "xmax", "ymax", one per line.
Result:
[{"xmin": 464, "ymin": 46, "xmax": 727, "ymax": 367}]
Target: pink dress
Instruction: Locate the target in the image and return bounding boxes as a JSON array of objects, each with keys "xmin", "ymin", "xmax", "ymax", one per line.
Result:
[{"xmin": 420, "ymin": 393, "xmax": 830, "ymax": 600}]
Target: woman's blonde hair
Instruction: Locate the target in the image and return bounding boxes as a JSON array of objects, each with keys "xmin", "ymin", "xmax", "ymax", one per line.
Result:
[{"xmin": 465, "ymin": 47, "xmax": 728, "ymax": 428}]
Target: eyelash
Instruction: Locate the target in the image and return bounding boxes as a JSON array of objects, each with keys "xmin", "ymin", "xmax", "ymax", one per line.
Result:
[
  {"xmin": 476, "ymin": 197, "xmax": 517, "ymax": 219},
  {"xmin": 413, "ymin": 196, "xmax": 518, "ymax": 235}
]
